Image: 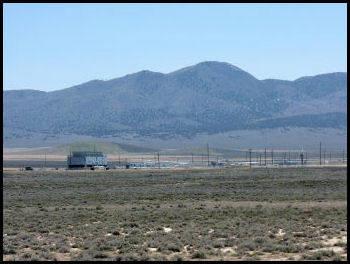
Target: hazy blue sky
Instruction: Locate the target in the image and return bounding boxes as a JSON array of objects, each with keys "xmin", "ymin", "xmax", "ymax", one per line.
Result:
[{"xmin": 4, "ymin": 3, "xmax": 347, "ymax": 91}]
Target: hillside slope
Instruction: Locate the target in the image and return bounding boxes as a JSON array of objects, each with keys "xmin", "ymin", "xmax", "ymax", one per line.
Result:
[{"xmin": 3, "ymin": 61, "xmax": 347, "ymax": 148}]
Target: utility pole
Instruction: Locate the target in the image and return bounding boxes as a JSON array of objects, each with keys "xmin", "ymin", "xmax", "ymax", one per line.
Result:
[
  {"xmin": 157, "ymin": 152, "xmax": 160, "ymax": 169},
  {"xmin": 69, "ymin": 146, "xmax": 72, "ymax": 169},
  {"xmin": 271, "ymin": 149, "xmax": 274, "ymax": 165},
  {"xmin": 300, "ymin": 152, "xmax": 304, "ymax": 165},
  {"xmin": 259, "ymin": 153, "xmax": 262, "ymax": 166},
  {"xmin": 319, "ymin": 142, "xmax": 322, "ymax": 166},
  {"xmin": 207, "ymin": 143, "xmax": 210, "ymax": 167},
  {"xmin": 191, "ymin": 153, "xmax": 194, "ymax": 165},
  {"xmin": 249, "ymin": 148, "xmax": 252, "ymax": 168},
  {"xmin": 264, "ymin": 148, "xmax": 267, "ymax": 166},
  {"xmin": 44, "ymin": 151, "xmax": 46, "ymax": 170},
  {"xmin": 323, "ymin": 150, "xmax": 326, "ymax": 165},
  {"xmin": 305, "ymin": 152, "xmax": 307, "ymax": 165}
]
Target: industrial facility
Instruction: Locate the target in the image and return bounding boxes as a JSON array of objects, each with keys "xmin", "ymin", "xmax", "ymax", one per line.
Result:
[{"xmin": 67, "ymin": 151, "xmax": 107, "ymax": 169}]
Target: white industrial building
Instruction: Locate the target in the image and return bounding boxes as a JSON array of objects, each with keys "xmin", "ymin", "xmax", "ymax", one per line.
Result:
[{"xmin": 67, "ymin": 151, "xmax": 107, "ymax": 169}]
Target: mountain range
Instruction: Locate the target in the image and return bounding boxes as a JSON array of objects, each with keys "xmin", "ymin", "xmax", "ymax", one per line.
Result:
[{"xmin": 3, "ymin": 61, "xmax": 347, "ymax": 149}]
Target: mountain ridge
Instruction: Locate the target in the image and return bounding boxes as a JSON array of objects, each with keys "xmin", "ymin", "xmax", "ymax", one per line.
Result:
[
  {"xmin": 4, "ymin": 61, "xmax": 347, "ymax": 148},
  {"xmin": 7, "ymin": 61, "xmax": 347, "ymax": 93}
]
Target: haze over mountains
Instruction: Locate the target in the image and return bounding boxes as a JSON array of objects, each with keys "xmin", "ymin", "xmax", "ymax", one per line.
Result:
[{"xmin": 3, "ymin": 61, "xmax": 347, "ymax": 150}]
